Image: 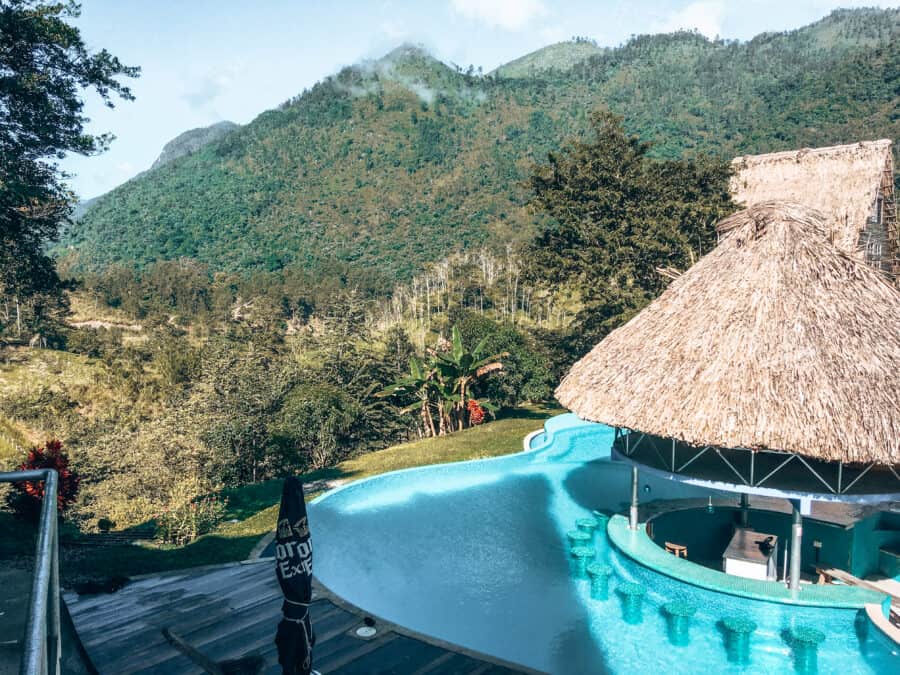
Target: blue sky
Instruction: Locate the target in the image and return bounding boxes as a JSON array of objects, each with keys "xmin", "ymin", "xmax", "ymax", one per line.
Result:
[{"xmin": 61, "ymin": 0, "xmax": 900, "ymax": 199}]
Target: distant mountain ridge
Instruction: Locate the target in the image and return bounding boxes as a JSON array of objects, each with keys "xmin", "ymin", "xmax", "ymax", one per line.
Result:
[
  {"xmin": 61, "ymin": 8, "xmax": 900, "ymax": 279},
  {"xmin": 490, "ymin": 39, "xmax": 605, "ymax": 78},
  {"xmin": 71, "ymin": 120, "xmax": 238, "ymax": 220},
  {"xmin": 150, "ymin": 121, "xmax": 238, "ymax": 170}
]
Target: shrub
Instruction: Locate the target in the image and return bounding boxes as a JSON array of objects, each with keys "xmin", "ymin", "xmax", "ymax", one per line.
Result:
[
  {"xmin": 65, "ymin": 327, "xmax": 122, "ymax": 358},
  {"xmin": 270, "ymin": 383, "xmax": 364, "ymax": 471},
  {"xmin": 155, "ymin": 481, "xmax": 227, "ymax": 546},
  {"xmin": 6, "ymin": 440, "xmax": 80, "ymax": 521}
]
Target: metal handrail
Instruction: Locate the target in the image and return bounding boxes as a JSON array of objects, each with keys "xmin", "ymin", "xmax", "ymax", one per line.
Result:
[{"xmin": 0, "ymin": 469, "xmax": 60, "ymax": 675}]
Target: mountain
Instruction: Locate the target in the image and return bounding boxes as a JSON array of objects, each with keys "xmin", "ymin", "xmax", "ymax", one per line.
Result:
[
  {"xmin": 61, "ymin": 8, "xmax": 899, "ymax": 280},
  {"xmin": 71, "ymin": 195, "xmax": 99, "ymax": 221},
  {"xmin": 69, "ymin": 121, "xmax": 238, "ymax": 221},
  {"xmin": 491, "ymin": 40, "xmax": 605, "ymax": 78},
  {"xmin": 150, "ymin": 121, "xmax": 239, "ymax": 170}
]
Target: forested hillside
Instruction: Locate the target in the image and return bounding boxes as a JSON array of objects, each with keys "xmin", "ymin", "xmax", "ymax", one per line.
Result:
[{"xmin": 61, "ymin": 8, "xmax": 899, "ymax": 281}]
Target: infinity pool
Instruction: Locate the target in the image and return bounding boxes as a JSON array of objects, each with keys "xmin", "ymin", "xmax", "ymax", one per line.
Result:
[{"xmin": 309, "ymin": 415, "xmax": 899, "ymax": 673}]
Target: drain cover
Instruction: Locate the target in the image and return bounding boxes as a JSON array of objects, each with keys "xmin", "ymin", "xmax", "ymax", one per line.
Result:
[{"xmin": 355, "ymin": 625, "xmax": 377, "ymax": 638}]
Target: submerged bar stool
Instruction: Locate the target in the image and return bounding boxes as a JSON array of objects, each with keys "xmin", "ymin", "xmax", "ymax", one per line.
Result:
[
  {"xmin": 662, "ymin": 600, "xmax": 697, "ymax": 646},
  {"xmin": 567, "ymin": 529, "xmax": 592, "ymax": 551},
  {"xmin": 617, "ymin": 582, "xmax": 646, "ymax": 625},
  {"xmin": 570, "ymin": 546, "xmax": 595, "ymax": 579},
  {"xmin": 721, "ymin": 614, "xmax": 757, "ymax": 665},
  {"xmin": 576, "ymin": 518, "xmax": 598, "ymax": 537},
  {"xmin": 586, "ymin": 562, "xmax": 613, "ymax": 600},
  {"xmin": 788, "ymin": 625, "xmax": 825, "ymax": 674},
  {"xmin": 592, "ymin": 510, "xmax": 610, "ymax": 529}
]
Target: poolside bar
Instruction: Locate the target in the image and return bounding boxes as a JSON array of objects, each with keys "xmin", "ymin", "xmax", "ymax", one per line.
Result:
[{"xmin": 556, "ymin": 202, "xmax": 900, "ymax": 606}]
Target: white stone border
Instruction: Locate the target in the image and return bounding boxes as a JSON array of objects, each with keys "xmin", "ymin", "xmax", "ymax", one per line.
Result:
[{"xmin": 865, "ymin": 602, "xmax": 900, "ymax": 646}]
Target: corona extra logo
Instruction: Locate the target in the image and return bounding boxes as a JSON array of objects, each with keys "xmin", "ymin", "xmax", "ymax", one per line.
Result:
[{"xmin": 293, "ymin": 516, "xmax": 310, "ymax": 538}]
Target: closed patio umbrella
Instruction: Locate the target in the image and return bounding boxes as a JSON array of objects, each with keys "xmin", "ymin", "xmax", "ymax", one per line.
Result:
[{"xmin": 274, "ymin": 476, "xmax": 315, "ymax": 675}]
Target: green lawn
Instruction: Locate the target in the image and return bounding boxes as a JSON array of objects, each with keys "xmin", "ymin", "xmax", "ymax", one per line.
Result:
[{"xmin": 2, "ymin": 404, "xmax": 561, "ymax": 589}]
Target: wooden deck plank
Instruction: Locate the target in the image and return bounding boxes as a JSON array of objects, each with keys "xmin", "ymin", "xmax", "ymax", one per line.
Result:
[
  {"xmin": 333, "ymin": 635, "xmax": 448, "ymax": 674},
  {"xmin": 819, "ymin": 567, "xmax": 900, "ymax": 605},
  {"xmin": 69, "ymin": 565, "xmax": 276, "ymax": 632},
  {"xmin": 70, "ymin": 578, "xmax": 277, "ymax": 641},
  {"xmin": 72, "ymin": 572, "xmax": 279, "ymax": 638},
  {"xmin": 410, "ymin": 650, "xmax": 483, "ymax": 675},
  {"xmin": 94, "ymin": 590, "xmax": 282, "ymax": 673},
  {"xmin": 66, "ymin": 561, "xmax": 541, "ymax": 675},
  {"xmin": 314, "ymin": 633, "xmax": 400, "ymax": 673},
  {"xmin": 78, "ymin": 585, "xmax": 279, "ymax": 652}
]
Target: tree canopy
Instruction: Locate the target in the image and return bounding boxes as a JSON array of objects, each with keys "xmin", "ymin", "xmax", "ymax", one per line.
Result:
[
  {"xmin": 527, "ymin": 110, "xmax": 736, "ymax": 351},
  {"xmin": 0, "ymin": 0, "xmax": 137, "ymax": 335}
]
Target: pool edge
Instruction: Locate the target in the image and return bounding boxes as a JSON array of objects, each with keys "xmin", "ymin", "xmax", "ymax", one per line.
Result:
[{"xmin": 309, "ymin": 412, "xmax": 600, "ymax": 506}]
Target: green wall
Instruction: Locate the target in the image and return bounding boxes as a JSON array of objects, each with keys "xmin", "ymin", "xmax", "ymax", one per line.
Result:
[{"xmin": 649, "ymin": 505, "xmax": 900, "ymax": 579}]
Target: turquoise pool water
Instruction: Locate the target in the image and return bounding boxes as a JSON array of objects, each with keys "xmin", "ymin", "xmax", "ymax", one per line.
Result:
[{"xmin": 309, "ymin": 415, "xmax": 899, "ymax": 673}]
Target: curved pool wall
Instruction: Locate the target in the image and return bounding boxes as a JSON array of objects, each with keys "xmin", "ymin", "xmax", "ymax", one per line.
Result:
[{"xmin": 309, "ymin": 415, "xmax": 899, "ymax": 674}]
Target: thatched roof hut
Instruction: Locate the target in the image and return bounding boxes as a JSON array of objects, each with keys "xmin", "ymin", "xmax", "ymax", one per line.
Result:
[
  {"xmin": 730, "ymin": 140, "xmax": 896, "ymax": 277},
  {"xmin": 556, "ymin": 202, "xmax": 900, "ymax": 466}
]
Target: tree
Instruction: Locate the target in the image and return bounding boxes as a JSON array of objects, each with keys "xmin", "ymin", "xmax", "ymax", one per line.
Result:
[
  {"xmin": 527, "ymin": 110, "xmax": 735, "ymax": 354},
  {"xmin": 381, "ymin": 355, "xmax": 441, "ymax": 437},
  {"xmin": 380, "ymin": 325, "xmax": 505, "ymax": 436},
  {"xmin": 198, "ymin": 338, "xmax": 290, "ymax": 485},
  {"xmin": 270, "ymin": 383, "xmax": 364, "ymax": 471},
  {"xmin": 452, "ymin": 310, "xmax": 553, "ymax": 406},
  {"xmin": 0, "ymin": 1, "xmax": 138, "ymax": 335},
  {"xmin": 431, "ymin": 326, "xmax": 505, "ymax": 432}
]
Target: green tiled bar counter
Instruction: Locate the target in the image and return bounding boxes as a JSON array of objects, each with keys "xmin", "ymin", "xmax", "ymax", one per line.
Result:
[{"xmin": 606, "ymin": 514, "xmax": 884, "ymax": 608}]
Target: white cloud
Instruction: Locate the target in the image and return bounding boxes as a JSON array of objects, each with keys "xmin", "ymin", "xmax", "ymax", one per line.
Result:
[
  {"xmin": 181, "ymin": 72, "xmax": 230, "ymax": 110},
  {"xmin": 657, "ymin": 1, "xmax": 725, "ymax": 40},
  {"xmin": 450, "ymin": 0, "xmax": 547, "ymax": 31},
  {"xmin": 179, "ymin": 63, "xmax": 244, "ymax": 112},
  {"xmin": 539, "ymin": 25, "xmax": 567, "ymax": 44},
  {"xmin": 379, "ymin": 19, "xmax": 407, "ymax": 40}
]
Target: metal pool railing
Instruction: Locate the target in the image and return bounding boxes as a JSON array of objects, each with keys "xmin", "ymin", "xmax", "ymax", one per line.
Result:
[{"xmin": 0, "ymin": 469, "xmax": 60, "ymax": 675}]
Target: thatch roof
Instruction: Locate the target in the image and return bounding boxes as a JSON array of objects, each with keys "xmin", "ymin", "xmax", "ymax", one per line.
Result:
[
  {"xmin": 556, "ymin": 202, "xmax": 900, "ymax": 465},
  {"xmin": 730, "ymin": 140, "xmax": 893, "ymax": 261}
]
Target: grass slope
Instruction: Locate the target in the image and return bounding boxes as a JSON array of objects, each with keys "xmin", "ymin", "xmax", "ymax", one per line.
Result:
[{"xmin": 1, "ymin": 404, "xmax": 561, "ymax": 588}]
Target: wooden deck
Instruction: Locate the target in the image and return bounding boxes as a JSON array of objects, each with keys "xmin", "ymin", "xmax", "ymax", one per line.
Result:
[{"xmin": 64, "ymin": 559, "xmax": 542, "ymax": 675}]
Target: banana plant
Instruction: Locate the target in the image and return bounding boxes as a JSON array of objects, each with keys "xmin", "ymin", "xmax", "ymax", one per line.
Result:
[
  {"xmin": 431, "ymin": 326, "xmax": 506, "ymax": 432},
  {"xmin": 379, "ymin": 325, "xmax": 506, "ymax": 436},
  {"xmin": 377, "ymin": 356, "xmax": 439, "ymax": 437}
]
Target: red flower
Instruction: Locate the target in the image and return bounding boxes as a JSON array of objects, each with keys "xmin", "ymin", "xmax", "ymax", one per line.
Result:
[
  {"xmin": 467, "ymin": 399, "xmax": 485, "ymax": 425},
  {"xmin": 13, "ymin": 440, "xmax": 80, "ymax": 514}
]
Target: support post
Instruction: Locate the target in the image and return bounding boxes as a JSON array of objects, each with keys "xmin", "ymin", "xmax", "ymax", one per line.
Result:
[
  {"xmin": 789, "ymin": 501, "xmax": 802, "ymax": 593},
  {"xmin": 629, "ymin": 465, "xmax": 639, "ymax": 530},
  {"xmin": 739, "ymin": 493, "xmax": 749, "ymax": 526}
]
